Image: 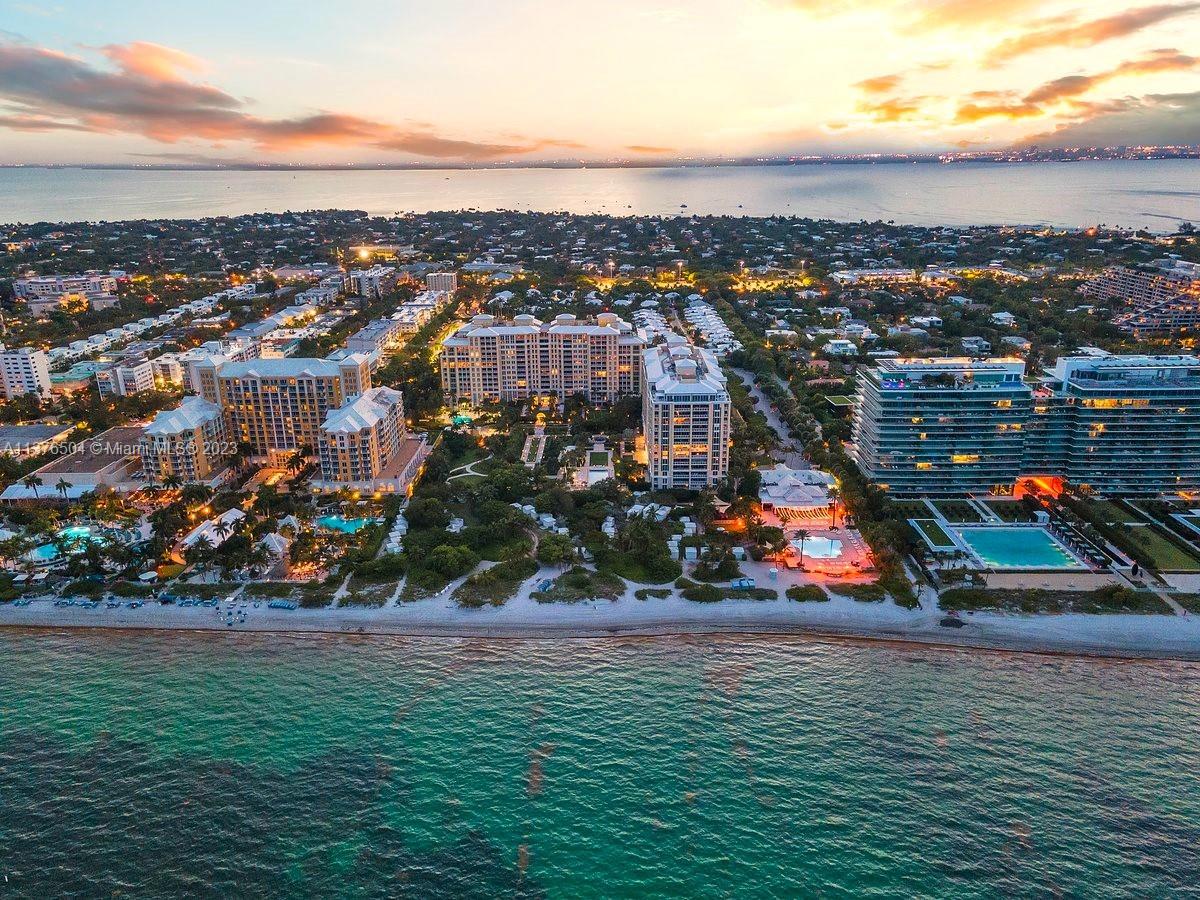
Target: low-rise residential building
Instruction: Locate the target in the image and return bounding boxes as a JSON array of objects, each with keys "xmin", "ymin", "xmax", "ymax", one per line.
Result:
[
  {"xmin": 14, "ymin": 272, "xmax": 117, "ymax": 299},
  {"xmin": 0, "ymin": 423, "xmax": 74, "ymax": 458},
  {"xmin": 95, "ymin": 357, "xmax": 155, "ymax": 398},
  {"xmin": 346, "ymin": 317, "xmax": 406, "ymax": 358},
  {"xmin": 641, "ymin": 337, "xmax": 731, "ymax": 490}
]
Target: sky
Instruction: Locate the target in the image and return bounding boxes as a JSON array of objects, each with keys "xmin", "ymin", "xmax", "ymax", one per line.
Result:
[{"xmin": 0, "ymin": 0, "xmax": 1198, "ymax": 165}]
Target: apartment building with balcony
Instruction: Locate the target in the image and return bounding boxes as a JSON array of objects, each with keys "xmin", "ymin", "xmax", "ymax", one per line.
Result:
[
  {"xmin": 194, "ymin": 355, "xmax": 372, "ymax": 463},
  {"xmin": 641, "ymin": 337, "xmax": 731, "ymax": 490},
  {"xmin": 1080, "ymin": 262, "xmax": 1200, "ymax": 334},
  {"xmin": 850, "ymin": 358, "xmax": 1033, "ymax": 495},
  {"xmin": 140, "ymin": 396, "xmax": 231, "ymax": 485},
  {"xmin": 440, "ymin": 313, "xmax": 644, "ymax": 405},
  {"xmin": 312, "ymin": 386, "xmax": 426, "ymax": 494},
  {"xmin": 1024, "ymin": 354, "xmax": 1200, "ymax": 496},
  {"xmin": 852, "ymin": 354, "xmax": 1200, "ymax": 497},
  {"xmin": 0, "ymin": 345, "xmax": 52, "ymax": 400}
]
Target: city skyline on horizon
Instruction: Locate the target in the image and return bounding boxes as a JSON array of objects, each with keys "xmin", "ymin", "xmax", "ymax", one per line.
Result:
[{"xmin": 1, "ymin": 0, "xmax": 1199, "ymax": 166}]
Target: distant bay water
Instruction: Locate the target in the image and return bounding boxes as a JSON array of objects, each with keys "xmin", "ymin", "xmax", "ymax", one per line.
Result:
[
  {"xmin": 1, "ymin": 631, "xmax": 1199, "ymax": 896},
  {"xmin": 1, "ymin": 159, "xmax": 1197, "ymax": 229}
]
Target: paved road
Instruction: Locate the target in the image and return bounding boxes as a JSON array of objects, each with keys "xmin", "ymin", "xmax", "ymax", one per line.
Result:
[{"xmin": 731, "ymin": 367, "xmax": 809, "ymax": 467}]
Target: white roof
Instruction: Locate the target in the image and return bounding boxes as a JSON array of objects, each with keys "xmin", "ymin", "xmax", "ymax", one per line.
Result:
[
  {"xmin": 144, "ymin": 396, "xmax": 223, "ymax": 437},
  {"xmin": 642, "ymin": 341, "xmax": 728, "ymax": 398},
  {"xmin": 321, "ymin": 386, "xmax": 403, "ymax": 433},
  {"xmin": 215, "ymin": 356, "xmax": 367, "ymax": 379}
]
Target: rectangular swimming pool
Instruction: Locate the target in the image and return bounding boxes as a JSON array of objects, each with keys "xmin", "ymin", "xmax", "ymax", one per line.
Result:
[{"xmin": 956, "ymin": 526, "xmax": 1084, "ymax": 570}]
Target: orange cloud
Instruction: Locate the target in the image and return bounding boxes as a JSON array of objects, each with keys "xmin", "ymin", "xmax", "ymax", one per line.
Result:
[
  {"xmin": 625, "ymin": 144, "xmax": 676, "ymax": 153},
  {"xmin": 952, "ymin": 49, "xmax": 1199, "ymax": 123},
  {"xmin": 100, "ymin": 41, "xmax": 205, "ymax": 81},
  {"xmin": 986, "ymin": 3, "xmax": 1200, "ymax": 63},
  {"xmin": 855, "ymin": 73, "xmax": 903, "ymax": 94},
  {"xmin": 848, "ymin": 48, "xmax": 1200, "ymax": 133},
  {"xmin": 0, "ymin": 41, "xmax": 581, "ymax": 160},
  {"xmin": 907, "ymin": 0, "xmax": 1045, "ymax": 32},
  {"xmin": 855, "ymin": 95, "xmax": 929, "ymax": 124}
]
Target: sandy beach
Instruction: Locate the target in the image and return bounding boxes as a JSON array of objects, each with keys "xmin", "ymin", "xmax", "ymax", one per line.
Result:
[{"xmin": 5, "ymin": 588, "xmax": 1200, "ymax": 662}]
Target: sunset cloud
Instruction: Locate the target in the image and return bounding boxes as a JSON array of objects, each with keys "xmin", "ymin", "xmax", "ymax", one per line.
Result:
[
  {"xmin": 854, "ymin": 74, "xmax": 903, "ymax": 95},
  {"xmin": 986, "ymin": 3, "xmax": 1200, "ymax": 63},
  {"xmin": 0, "ymin": 41, "xmax": 578, "ymax": 160},
  {"xmin": 99, "ymin": 41, "xmax": 206, "ymax": 81},
  {"xmin": 849, "ymin": 48, "xmax": 1200, "ymax": 133},
  {"xmin": 1021, "ymin": 89, "xmax": 1200, "ymax": 145}
]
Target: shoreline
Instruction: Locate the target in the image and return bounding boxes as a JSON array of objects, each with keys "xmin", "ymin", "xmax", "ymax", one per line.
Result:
[{"xmin": 4, "ymin": 599, "xmax": 1200, "ymax": 663}]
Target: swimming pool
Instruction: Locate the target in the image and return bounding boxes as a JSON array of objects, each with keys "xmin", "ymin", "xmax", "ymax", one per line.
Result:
[
  {"xmin": 315, "ymin": 515, "xmax": 376, "ymax": 534},
  {"xmin": 28, "ymin": 525, "xmax": 106, "ymax": 562},
  {"xmin": 956, "ymin": 526, "xmax": 1083, "ymax": 570},
  {"xmin": 792, "ymin": 535, "xmax": 843, "ymax": 559}
]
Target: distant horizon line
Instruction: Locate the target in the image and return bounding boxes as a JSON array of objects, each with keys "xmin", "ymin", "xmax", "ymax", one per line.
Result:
[{"xmin": 3, "ymin": 145, "xmax": 1199, "ymax": 172}]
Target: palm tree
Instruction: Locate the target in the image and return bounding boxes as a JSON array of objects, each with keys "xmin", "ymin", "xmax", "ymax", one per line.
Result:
[
  {"xmin": 181, "ymin": 483, "xmax": 213, "ymax": 508},
  {"xmin": 163, "ymin": 474, "xmax": 183, "ymax": 492},
  {"xmin": 794, "ymin": 528, "xmax": 810, "ymax": 569},
  {"xmin": 21, "ymin": 475, "xmax": 42, "ymax": 500},
  {"xmin": 55, "ymin": 478, "xmax": 71, "ymax": 503},
  {"xmin": 767, "ymin": 532, "xmax": 790, "ymax": 559},
  {"xmin": 694, "ymin": 490, "xmax": 718, "ymax": 530},
  {"xmin": 248, "ymin": 545, "xmax": 271, "ymax": 579},
  {"xmin": 827, "ymin": 486, "xmax": 841, "ymax": 529},
  {"xmin": 185, "ymin": 534, "xmax": 215, "ymax": 574},
  {"xmin": 213, "ymin": 517, "xmax": 235, "ymax": 545},
  {"xmin": 287, "ymin": 451, "xmax": 305, "ymax": 476}
]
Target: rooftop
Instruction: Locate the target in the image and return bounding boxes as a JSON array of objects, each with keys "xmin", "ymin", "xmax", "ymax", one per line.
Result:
[
  {"xmin": 642, "ymin": 338, "xmax": 728, "ymax": 397},
  {"xmin": 37, "ymin": 425, "xmax": 145, "ymax": 475},
  {"xmin": 214, "ymin": 356, "xmax": 368, "ymax": 380},
  {"xmin": 321, "ymin": 386, "xmax": 404, "ymax": 433},
  {"xmin": 144, "ymin": 396, "xmax": 223, "ymax": 437}
]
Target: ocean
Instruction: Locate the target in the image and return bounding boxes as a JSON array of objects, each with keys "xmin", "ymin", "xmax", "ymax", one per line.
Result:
[
  {"xmin": 1, "ymin": 630, "xmax": 1198, "ymax": 896},
  {"xmin": 1, "ymin": 159, "xmax": 1197, "ymax": 230}
]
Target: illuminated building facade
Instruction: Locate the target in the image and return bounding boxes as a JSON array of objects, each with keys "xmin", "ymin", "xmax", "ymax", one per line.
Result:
[
  {"xmin": 641, "ymin": 337, "xmax": 731, "ymax": 490},
  {"xmin": 440, "ymin": 313, "xmax": 644, "ymax": 404}
]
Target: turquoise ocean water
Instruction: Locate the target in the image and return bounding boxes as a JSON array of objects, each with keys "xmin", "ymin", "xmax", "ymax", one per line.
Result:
[{"xmin": 1, "ymin": 630, "xmax": 1198, "ymax": 897}]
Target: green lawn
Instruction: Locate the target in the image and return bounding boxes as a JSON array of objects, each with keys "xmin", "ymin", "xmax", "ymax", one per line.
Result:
[
  {"xmin": 983, "ymin": 500, "xmax": 1033, "ymax": 523},
  {"xmin": 588, "ymin": 451, "xmax": 610, "ymax": 467},
  {"xmin": 1091, "ymin": 500, "xmax": 1142, "ymax": 526},
  {"xmin": 931, "ymin": 500, "xmax": 984, "ymax": 523},
  {"xmin": 1122, "ymin": 526, "xmax": 1200, "ymax": 572},
  {"xmin": 1083, "ymin": 500, "xmax": 1200, "ymax": 571},
  {"xmin": 912, "ymin": 518, "xmax": 956, "ymax": 549},
  {"xmin": 891, "ymin": 500, "xmax": 933, "ymax": 519}
]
